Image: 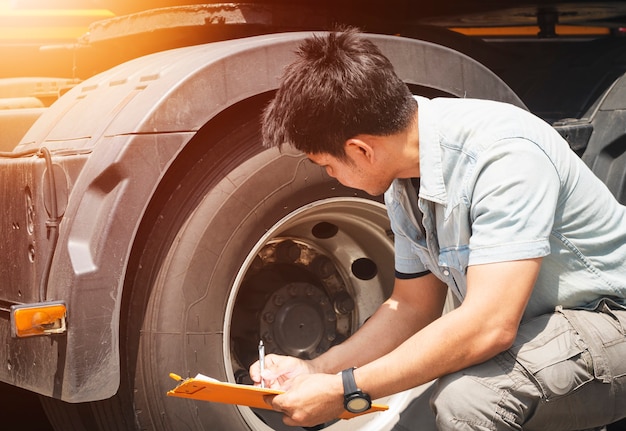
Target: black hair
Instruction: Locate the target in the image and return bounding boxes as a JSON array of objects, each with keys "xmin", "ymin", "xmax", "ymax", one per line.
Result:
[{"xmin": 262, "ymin": 28, "xmax": 417, "ymax": 159}]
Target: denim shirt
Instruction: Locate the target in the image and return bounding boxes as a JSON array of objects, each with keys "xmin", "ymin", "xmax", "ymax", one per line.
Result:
[{"xmin": 385, "ymin": 96, "xmax": 626, "ymax": 319}]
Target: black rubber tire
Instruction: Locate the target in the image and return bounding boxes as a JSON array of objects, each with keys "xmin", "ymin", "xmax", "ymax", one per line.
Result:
[{"xmin": 131, "ymin": 112, "xmax": 301, "ymax": 430}]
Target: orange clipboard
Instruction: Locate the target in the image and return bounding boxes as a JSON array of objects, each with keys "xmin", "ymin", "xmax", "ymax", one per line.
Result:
[{"xmin": 167, "ymin": 373, "xmax": 388, "ymax": 419}]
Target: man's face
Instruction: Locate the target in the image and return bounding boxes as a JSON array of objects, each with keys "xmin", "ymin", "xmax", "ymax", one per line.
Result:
[{"xmin": 306, "ymin": 151, "xmax": 392, "ymax": 196}]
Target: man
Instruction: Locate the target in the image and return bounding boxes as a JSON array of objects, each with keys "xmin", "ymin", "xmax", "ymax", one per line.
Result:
[{"xmin": 250, "ymin": 28, "xmax": 626, "ymax": 430}]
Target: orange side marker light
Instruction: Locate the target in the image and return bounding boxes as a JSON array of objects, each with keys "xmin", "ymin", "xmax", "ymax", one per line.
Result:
[{"xmin": 10, "ymin": 301, "xmax": 67, "ymax": 338}]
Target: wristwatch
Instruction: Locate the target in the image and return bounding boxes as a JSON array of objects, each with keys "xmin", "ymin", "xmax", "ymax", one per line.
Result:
[{"xmin": 341, "ymin": 367, "xmax": 372, "ymax": 413}]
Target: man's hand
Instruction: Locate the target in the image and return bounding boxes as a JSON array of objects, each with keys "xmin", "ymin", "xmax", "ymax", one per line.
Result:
[
  {"xmin": 249, "ymin": 354, "xmax": 315, "ymax": 389},
  {"xmin": 267, "ymin": 373, "xmax": 345, "ymax": 427}
]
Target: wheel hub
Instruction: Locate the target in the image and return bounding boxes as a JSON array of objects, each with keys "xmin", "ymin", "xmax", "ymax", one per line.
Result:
[
  {"xmin": 232, "ymin": 238, "xmax": 353, "ymax": 364},
  {"xmin": 260, "ymin": 282, "xmax": 336, "ymax": 358}
]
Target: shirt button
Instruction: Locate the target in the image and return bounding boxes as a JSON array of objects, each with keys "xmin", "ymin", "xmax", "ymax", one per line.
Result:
[{"xmin": 442, "ymin": 269, "xmax": 450, "ymax": 276}]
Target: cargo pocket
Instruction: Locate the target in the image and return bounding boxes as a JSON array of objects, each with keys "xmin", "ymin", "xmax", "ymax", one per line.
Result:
[
  {"xmin": 559, "ymin": 301, "xmax": 626, "ymax": 382},
  {"xmin": 508, "ymin": 313, "xmax": 595, "ymax": 402}
]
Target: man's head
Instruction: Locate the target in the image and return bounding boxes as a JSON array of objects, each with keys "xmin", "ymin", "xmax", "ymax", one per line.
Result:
[{"xmin": 262, "ymin": 28, "xmax": 417, "ymax": 161}]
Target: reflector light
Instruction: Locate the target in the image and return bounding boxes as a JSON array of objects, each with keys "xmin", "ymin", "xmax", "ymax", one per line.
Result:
[
  {"xmin": 450, "ymin": 25, "xmax": 610, "ymax": 37},
  {"xmin": 10, "ymin": 301, "xmax": 67, "ymax": 338}
]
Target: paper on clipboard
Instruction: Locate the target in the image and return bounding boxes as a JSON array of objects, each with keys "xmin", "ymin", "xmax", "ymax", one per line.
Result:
[{"xmin": 167, "ymin": 373, "xmax": 389, "ymax": 419}]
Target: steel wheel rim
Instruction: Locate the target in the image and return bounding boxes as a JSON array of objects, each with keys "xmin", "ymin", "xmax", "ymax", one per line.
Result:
[{"xmin": 224, "ymin": 197, "xmax": 417, "ymax": 430}]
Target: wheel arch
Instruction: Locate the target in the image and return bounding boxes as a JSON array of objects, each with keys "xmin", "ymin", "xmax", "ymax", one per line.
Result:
[{"xmin": 26, "ymin": 32, "xmax": 522, "ymax": 402}]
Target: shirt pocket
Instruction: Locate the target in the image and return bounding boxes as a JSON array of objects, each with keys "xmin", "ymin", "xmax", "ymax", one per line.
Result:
[
  {"xmin": 436, "ymin": 202, "xmax": 471, "ymax": 268},
  {"xmin": 438, "ymin": 246, "xmax": 470, "ymax": 275},
  {"xmin": 438, "ymin": 247, "xmax": 469, "ymax": 299}
]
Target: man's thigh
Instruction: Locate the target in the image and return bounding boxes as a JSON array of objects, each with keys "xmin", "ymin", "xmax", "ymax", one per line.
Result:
[
  {"xmin": 431, "ymin": 305, "xmax": 626, "ymax": 431},
  {"xmin": 512, "ymin": 305, "xmax": 626, "ymax": 430}
]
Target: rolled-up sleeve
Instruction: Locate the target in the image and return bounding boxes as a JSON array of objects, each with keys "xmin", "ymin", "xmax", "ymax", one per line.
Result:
[{"xmin": 468, "ymin": 138, "xmax": 558, "ymax": 265}]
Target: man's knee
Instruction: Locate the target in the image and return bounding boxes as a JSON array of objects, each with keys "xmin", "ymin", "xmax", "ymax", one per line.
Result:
[
  {"xmin": 431, "ymin": 371, "xmax": 500, "ymax": 430},
  {"xmin": 430, "ymin": 358, "xmax": 532, "ymax": 431}
]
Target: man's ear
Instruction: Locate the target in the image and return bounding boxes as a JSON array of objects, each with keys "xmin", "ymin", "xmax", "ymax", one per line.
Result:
[{"xmin": 345, "ymin": 138, "xmax": 375, "ymax": 164}]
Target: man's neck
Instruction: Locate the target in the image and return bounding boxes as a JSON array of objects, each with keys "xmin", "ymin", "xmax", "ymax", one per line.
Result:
[{"xmin": 394, "ymin": 110, "xmax": 420, "ymax": 178}]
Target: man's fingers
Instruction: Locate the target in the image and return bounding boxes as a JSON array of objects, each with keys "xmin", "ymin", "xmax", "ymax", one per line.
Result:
[
  {"xmin": 263, "ymin": 394, "xmax": 279, "ymax": 410},
  {"xmin": 267, "ymin": 395, "xmax": 298, "ymax": 426}
]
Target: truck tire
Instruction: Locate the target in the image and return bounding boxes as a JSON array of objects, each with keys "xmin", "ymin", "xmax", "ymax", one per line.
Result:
[{"xmin": 128, "ymin": 107, "xmax": 435, "ymax": 430}]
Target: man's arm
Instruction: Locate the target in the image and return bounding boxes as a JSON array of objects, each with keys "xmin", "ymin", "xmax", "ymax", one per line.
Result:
[
  {"xmin": 311, "ymin": 273, "xmax": 448, "ymax": 373},
  {"xmin": 270, "ymin": 257, "xmax": 541, "ymax": 427},
  {"xmin": 355, "ymin": 257, "xmax": 541, "ymax": 399},
  {"xmin": 250, "ymin": 273, "xmax": 447, "ymax": 386}
]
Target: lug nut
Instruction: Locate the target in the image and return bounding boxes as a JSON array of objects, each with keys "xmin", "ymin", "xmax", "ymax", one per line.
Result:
[
  {"xmin": 311, "ymin": 255, "xmax": 335, "ymax": 278},
  {"xmin": 333, "ymin": 292, "xmax": 355, "ymax": 315},
  {"xmin": 288, "ymin": 284, "xmax": 301, "ymax": 296},
  {"xmin": 273, "ymin": 294, "xmax": 285, "ymax": 306},
  {"xmin": 275, "ymin": 240, "xmax": 301, "ymax": 263}
]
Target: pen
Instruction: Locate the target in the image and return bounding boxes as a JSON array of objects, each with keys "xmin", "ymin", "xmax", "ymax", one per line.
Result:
[{"xmin": 258, "ymin": 340, "xmax": 265, "ymax": 388}]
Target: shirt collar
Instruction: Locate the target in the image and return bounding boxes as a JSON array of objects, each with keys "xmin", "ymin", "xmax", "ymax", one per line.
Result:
[{"xmin": 415, "ymin": 96, "xmax": 447, "ymax": 204}]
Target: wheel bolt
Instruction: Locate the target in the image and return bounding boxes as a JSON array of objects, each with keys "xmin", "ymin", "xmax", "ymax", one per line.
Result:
[
  {"xmin": 312, "ymin": 255, "xmax": 335, "ymax": 278},
  {"xmin": 289, "ymin": 284, "xmax": 301, "ymax": 296},
  {"xmin": 275, "ymin": 240, "xmax": 301, "ymax": 263},
  {"xmin": 333, "ymin": 292, "xmax": 355, "ymax": 315},
  {"xmin": 273, "ymin": 294, "xmax": 285, "ymax": 306}
]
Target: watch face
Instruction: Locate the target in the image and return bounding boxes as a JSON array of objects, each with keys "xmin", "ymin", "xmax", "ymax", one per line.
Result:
[{"xmin": 347, "ymin": 396, "xmax": 370, "ymax": 413}]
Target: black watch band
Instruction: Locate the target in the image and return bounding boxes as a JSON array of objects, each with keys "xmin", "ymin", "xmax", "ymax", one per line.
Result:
[
  {"xmin": 341, "ymin": 367, "xmax": 359, "ymax": 394},
  {"xmin": 341, "ymin": 367, "xmax": 372, "ymax": 413}
]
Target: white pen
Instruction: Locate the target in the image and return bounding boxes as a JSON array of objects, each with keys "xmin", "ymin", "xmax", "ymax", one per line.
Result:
[{"xmin": 258, "ymin": 340, "xmax": 265, "ymax": 388}]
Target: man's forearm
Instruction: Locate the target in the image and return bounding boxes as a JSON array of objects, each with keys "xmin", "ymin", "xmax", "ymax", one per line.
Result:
[
  {"xmin": 310, "ymin": 275, "xmax": 447, "ymax": 374},
  {"xmin": 354, "ymin": 301, "xmax": 516, "ymax": 400},
  {"xmin": 310, "ymin": 302, "xmax": 421, "ymax": 373}
]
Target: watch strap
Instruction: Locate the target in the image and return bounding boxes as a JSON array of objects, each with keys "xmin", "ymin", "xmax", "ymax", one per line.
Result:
[{"xmin": 341, "ymin": 367, "xmax": 359, "ymax": 395}]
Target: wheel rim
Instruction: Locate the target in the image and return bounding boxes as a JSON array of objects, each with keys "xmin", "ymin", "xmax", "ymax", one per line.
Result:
[{"xmin": 224, "ymin": 197, "xmax": 416, "ymax": 430}]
